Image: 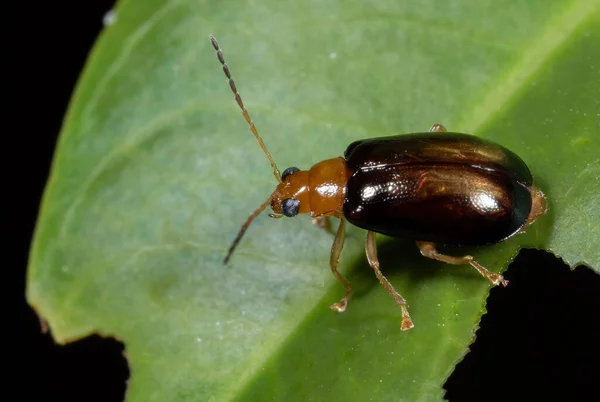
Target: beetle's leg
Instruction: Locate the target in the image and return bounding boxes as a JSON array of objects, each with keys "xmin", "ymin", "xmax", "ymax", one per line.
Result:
[
  {"xmin": 328, "ymin": 217, "xmax": 352, "ymax": 312},
  {"xmin": 429, "ymin": 123, "xmax": 447, "ymax": 133},
  {"xmin": 416, "ymin": 241, "xmax": 509, "ymax": 287},
  {"xmin": 518, "ymin": 186, "xmax": 547, "ymax": 233},
  {"xmin": 366, "ymin": 231, "xmax": 414, "ymax": 331},
  {"xmin": 312, "ymin": 216, "xmax": 334, "ymax": 234}
]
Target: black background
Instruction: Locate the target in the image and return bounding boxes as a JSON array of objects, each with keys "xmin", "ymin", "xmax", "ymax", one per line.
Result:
[{"xmin": 8, "ymin": 2, "xmax": 599, "ymax": 401}]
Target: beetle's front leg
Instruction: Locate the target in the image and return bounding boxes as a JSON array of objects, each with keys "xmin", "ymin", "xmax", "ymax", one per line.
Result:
[
  {"xmin": 429, "ymin": 123, "xmax": 447, "ymax": 132},
  {"xmin": 312, "ymin": 216, "xmax": 334, "ymax": 234},
  {"xmin": 366, "ymin": 231, "xmax": 414, "ymax": 331},
  {"xmin": 416, "ymin": 241, "xmax": 509, "ymax": 287},
  {"xmin": 328, "ymin": 217, "xmax": 352, "ymax": 312}
]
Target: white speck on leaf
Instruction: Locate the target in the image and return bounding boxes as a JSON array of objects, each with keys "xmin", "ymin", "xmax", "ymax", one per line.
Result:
[{"xmin": 103, "ymin": 10, "xmax": 117, "ymax": 26}]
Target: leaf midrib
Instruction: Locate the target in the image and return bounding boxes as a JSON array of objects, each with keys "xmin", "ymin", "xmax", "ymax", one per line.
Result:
[{"xmin": 459, "ymin": 0, "xmax": 600, "ymax": 132}]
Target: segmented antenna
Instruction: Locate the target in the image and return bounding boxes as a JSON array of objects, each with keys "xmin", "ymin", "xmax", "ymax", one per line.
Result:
[
  {"xmin": 222, "ymin": 195, "xmax": 274, "ymax": 265},
  {"xmin": 209, "ymin": 35, "xmax": 281, "ymax": 182}
]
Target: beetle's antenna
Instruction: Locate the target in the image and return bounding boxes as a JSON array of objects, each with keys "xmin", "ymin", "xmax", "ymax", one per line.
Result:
[
  {"xmin": 210, "ymin": 35, "xmax": 282, "ymax": 183},
  {"xmin": 223, "ymin": 194, "xmax": 274, "ymax": 265}
]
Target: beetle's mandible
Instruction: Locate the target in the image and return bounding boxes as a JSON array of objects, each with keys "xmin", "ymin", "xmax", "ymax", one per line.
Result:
[{"xmin": 210, "ymin": 35, "xmax": 547, "ymax": 330}]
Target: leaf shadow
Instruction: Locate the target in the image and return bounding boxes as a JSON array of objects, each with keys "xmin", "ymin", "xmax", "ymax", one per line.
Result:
[{"xmin": 347, "ymin": 236, "xmax": 499, "ymax": 304}]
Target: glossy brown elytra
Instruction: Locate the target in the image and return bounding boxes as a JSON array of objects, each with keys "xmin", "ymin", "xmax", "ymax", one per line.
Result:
[{"xmin": 210, "ymin": 36, "xmax": 547, "ymax": 330}]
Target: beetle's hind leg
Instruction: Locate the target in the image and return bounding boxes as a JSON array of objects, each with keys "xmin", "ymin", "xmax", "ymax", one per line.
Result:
[
  {"xmin": 328, "ymin": 217, "xmax": 352, "ymax": 312},
  {"xmin": 416, "ymin": 241, "xmax": 509, "ymax": 287},
  {"xmin": 429, "ymin": 123, "xmax": 447, "ymax": 133},
  {"xmin": 519, "ymin": 186, "xmax": 547, "ymax": 233},
  {"xmin": 366, "ymin": 231, "xmax": 414, "ymax": 331}
]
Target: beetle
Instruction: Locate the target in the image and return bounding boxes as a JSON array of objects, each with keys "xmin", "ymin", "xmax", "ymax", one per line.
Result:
[{"xmin": 210, "ymin": 35, "xmax": 547, "ymax": 330}]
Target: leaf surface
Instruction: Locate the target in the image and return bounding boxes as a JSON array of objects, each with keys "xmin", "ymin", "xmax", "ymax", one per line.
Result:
[{"xmin": 28, "ymin": 1, "xmax": 600, "ymax": 400}]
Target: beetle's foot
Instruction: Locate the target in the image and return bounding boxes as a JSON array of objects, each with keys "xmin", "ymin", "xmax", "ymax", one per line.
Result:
[
  {"xmin": 489, "ymin": 272, "xmax": 509, "ymax": 287},
  {"xmin": 400, "ymin": 305, "xmax": 414, "ymax": 331},
  {"xmin": 429, "ymin": 123, "xmax": 447, "ymax": 133},
  {"xmin": 329, "ymin": 298, "xmax": 348, "ymax": 313},
  {"xmin": 469, "ymin": 259, "xmax": 509, "ymax": 287}
]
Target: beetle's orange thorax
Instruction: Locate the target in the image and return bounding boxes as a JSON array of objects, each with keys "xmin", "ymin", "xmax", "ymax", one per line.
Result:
[{"xmin": 271, "ymin": 157, "xmax": 352, "ymax": 217}]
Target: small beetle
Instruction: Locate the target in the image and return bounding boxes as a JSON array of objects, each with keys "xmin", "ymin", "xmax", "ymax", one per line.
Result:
[{"xmin": 210, "ymin": 36, "xmax": 547, "ymax": 330}]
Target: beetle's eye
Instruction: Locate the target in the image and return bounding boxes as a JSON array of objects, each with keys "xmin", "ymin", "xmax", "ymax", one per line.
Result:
[
  {"xmin": 281, "ymin": 166, "xmax": 300, "ymax": 181},
  {"xmin": 281, "ymin": 198, "xmax": 300, "ymax": 217}
]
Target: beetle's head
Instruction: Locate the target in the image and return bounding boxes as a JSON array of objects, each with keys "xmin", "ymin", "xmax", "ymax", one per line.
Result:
[
  {"xmin": 222, "ymin": 166, "xmax": 311, "ymax": 264},
  {"xmin": 269, "ymin": 166, "xmax": 311, "ymax": 218}
]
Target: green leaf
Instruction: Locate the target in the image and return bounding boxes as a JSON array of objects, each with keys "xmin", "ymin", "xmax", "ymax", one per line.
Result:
[{"xmin": 28, "ymin": 1, "xmax": 600, "ymax": 401}]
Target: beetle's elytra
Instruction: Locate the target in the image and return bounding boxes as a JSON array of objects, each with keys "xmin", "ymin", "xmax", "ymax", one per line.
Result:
[
  {"xmin": 344, "ymin": 132, "xmax": 536, "ymax": 246},
  {"xmin": 210, "ymin": 36, "xmax": 547, "ymax": 330}
]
